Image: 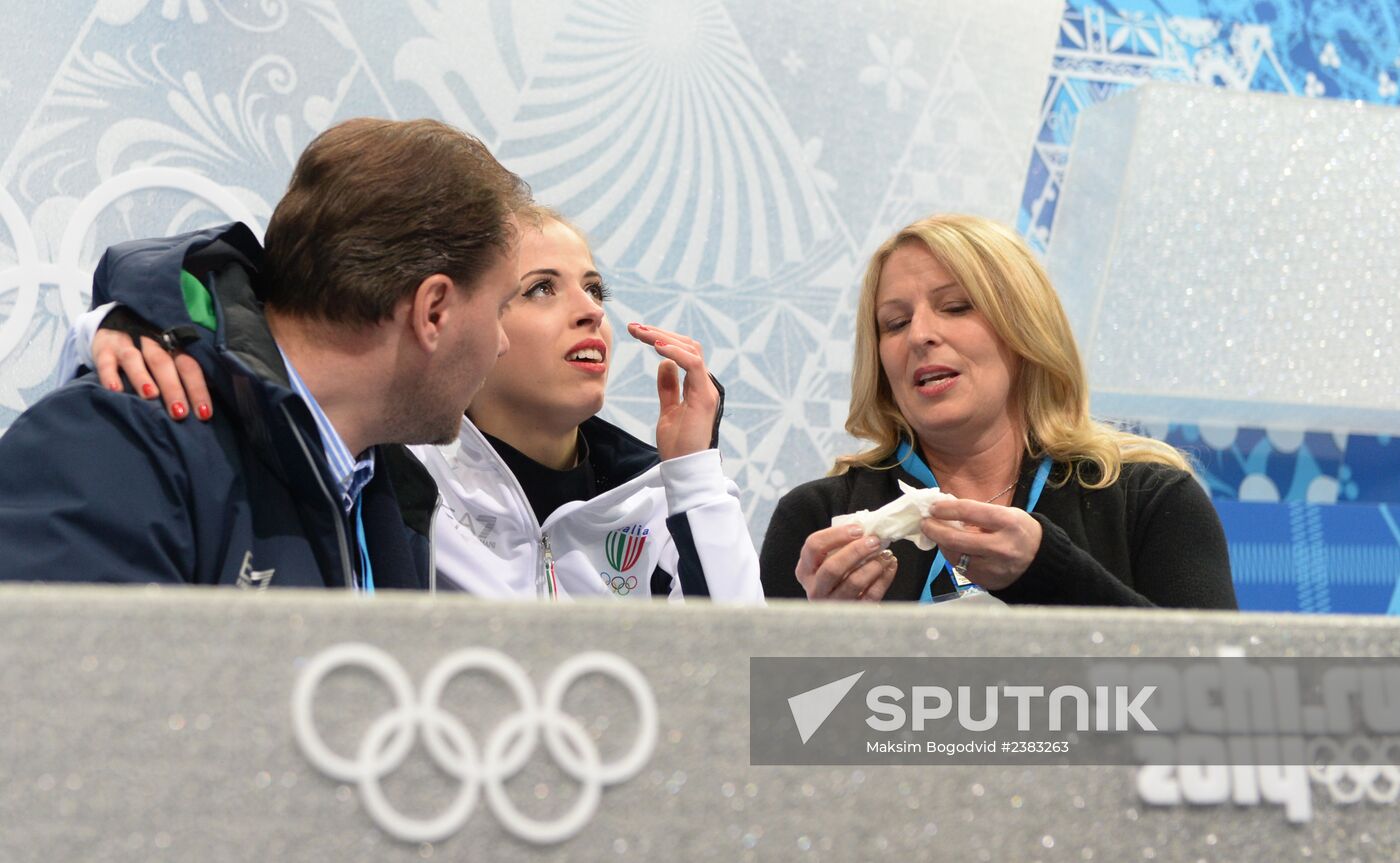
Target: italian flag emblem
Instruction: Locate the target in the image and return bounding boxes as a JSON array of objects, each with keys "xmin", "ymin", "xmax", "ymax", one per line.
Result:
[{"xmin": 605, "ymin": 524, "xmax": 650, "ymax": 572}]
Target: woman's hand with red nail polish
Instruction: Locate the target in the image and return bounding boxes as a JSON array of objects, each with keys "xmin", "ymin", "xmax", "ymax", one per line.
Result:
[{"xmin": 92, "ymin": 322, "xmax": 213, "ymax": 422}]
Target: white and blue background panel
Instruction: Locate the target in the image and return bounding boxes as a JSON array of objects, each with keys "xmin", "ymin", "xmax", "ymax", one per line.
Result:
[{"xmin": 0, "ymin": 0, "xmax": 1395, "ymax": 613}]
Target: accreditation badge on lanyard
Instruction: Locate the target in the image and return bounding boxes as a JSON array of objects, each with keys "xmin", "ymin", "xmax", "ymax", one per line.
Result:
[{"xmin": 893, "ymin": 440, "xmax": 1052, "ymax": 604}]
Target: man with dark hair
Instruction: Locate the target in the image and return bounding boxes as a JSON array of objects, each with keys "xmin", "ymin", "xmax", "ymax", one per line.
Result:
[{"xmin": 0, "ymin": 118, "xmax": 530, "ymax": 589}]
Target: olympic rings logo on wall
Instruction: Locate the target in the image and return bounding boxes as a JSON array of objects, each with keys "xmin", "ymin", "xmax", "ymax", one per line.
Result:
[
  {"xmin": 0, "ymin": 169, "xmax": 262, "ymax": 364},
  {"xmin": 1139, "ymin": 737, "xmax": 1400, "ymax": 823},
  {"xmin": 291, "ymin": 643, "xmax": 659, "ymax": 845},
  {"xmin": 1307, "ymin": 738, "xmax": 1400, "ymax": 805}
]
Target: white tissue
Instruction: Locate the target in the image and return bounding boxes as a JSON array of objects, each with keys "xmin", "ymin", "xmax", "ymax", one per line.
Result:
[{"xmin": 831, "ymin": 480, "xmax": 955, "ymax": 550}]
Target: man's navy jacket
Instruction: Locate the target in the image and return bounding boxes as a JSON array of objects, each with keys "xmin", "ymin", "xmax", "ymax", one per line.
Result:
[{"xmin": 0, "ymin": 223, "xmax": 437, "ymax": 589}]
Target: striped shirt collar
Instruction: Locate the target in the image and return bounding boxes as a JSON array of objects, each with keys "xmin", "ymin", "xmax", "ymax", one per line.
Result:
[{"xmin": 277, "ymin": 347, "xmax": 375, "ymax": 513}]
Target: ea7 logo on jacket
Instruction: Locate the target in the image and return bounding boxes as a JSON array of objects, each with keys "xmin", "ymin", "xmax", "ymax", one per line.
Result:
[
  {"xmin": 605, "ymin": 524, "xmax": 650, "ymax": 572},
  {"xmin": 236, "ymin": 551, "xmax": 274, "ymax": 590},
  {"xmin": 455, "ymin": 511, "xmax": 498, "ymax": 549}
]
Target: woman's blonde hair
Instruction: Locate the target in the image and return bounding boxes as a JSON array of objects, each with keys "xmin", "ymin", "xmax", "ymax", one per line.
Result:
[
  {"xmin": 834, "ymin": 214, "xmax": 1189, "ymax": 486},
  {"xmin": 518, "ymin": 202, "xmax": 584, "ymax": 238}
]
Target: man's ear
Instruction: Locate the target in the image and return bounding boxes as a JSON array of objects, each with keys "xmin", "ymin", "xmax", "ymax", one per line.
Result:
[{"xmin": 406, "ymin": 274, "xmax": 457, "ymax": 351}]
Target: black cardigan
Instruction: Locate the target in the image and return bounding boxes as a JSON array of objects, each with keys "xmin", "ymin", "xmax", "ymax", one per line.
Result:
[{"xmin": 759, "ymin": 455, "xmax": 1237, "ymax": 609}]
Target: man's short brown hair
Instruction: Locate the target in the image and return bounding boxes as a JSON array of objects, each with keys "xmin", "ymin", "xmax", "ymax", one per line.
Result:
[{"xmin": 261, "ymin": 118, "xmax": 530, "ymax": 324}]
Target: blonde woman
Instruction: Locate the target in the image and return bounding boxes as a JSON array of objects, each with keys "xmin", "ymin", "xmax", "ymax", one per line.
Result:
[{"xmin": 760, "ymin": 214, "xmax": 1236, "ymax": 608}]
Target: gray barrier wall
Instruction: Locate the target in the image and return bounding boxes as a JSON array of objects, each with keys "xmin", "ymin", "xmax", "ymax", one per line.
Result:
[{"xmin": 2, "ymin": 586, "xmax": 1397, "ymax": 861}]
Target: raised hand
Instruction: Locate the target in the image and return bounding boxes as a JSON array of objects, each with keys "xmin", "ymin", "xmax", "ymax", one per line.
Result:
[{"xmin": 627, "ymin": 322, "xmax": 719, "ymax": 461}]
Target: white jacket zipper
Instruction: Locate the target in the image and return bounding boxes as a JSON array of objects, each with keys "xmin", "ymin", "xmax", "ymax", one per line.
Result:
[{"xmin": 540, "ymin": 532, "xmax": 556, "ymax": 599}]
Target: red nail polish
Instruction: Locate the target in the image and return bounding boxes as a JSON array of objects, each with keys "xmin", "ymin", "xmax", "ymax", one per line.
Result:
[
  {"xmin": 141, "ymin": 383, "xmax": 157, "ymax": 398},
  {"xmin": 196, "ymin": 403, "xmax": 212, "ymax": 421},
  {"xmin": 171, "ymin": 402, "xmax": 188, "ymax": 420}
]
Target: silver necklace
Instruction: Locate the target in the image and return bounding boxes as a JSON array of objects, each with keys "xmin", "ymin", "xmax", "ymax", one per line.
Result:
[{"xmin": 983, "ymin": 480, "xmax": 1016, "ymax": 504}]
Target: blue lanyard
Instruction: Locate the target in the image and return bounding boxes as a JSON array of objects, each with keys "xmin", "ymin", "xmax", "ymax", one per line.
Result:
[
  {"xmin": 893, "ymin": 440, "xmax": 1051, "ymax": 603},
  {"xmin": 354, "ymin": 493, "xmax": 374, "ymax": 595}
]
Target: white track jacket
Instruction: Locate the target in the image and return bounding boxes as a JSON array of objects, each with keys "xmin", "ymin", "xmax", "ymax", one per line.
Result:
[{"xmin": 411, "ymin": 416, "xmax": 764, "ymax": 602}]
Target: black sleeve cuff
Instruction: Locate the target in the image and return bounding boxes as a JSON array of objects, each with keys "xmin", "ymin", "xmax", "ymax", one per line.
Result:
[{"xmin": 991, "ymin": 514, "xmax": 1153, "ymax": 607}]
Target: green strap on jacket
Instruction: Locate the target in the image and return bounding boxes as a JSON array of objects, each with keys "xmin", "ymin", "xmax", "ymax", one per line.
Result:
[{"xmin": 180, "ymin": 269, "xmax": 218, "ymax": 332}]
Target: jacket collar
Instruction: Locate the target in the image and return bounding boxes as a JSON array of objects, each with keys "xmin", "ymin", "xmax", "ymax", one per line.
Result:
[
  {"xmin": 456, "ymin": 414, "xmax": 662, "ymax": 489},
  {"xmin": 578, "ymin": 415, "xmax": 660, "ymax": 492},
  {"xmin": 89, "ymin": 223, "xmax": 439, "ymax": 536}
]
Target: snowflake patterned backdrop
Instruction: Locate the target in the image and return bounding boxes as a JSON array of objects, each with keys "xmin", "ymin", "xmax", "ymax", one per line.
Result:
[
  {"xmin": 1, "ymin": 0, "xmax": 1399, "ymax": 613},
  {"xmin": 0, "ymin": 0, "xmax": 1060, "ymax": 537}
]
